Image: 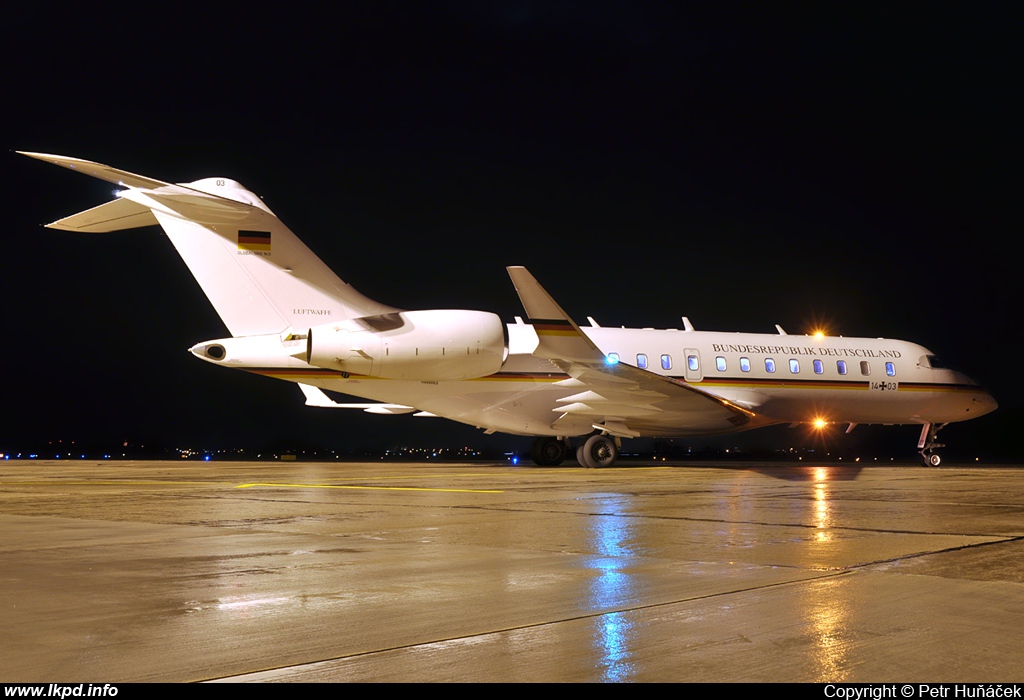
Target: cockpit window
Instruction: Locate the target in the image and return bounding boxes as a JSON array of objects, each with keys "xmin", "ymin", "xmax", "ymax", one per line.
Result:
[{"xmin": 921, "ymin": 355, "xmax": 949, "ymax": 369}]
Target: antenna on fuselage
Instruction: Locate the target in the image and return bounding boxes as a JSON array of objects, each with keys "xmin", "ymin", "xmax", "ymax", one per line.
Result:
[
  {"xmin": 775, "ymin": 324, "xmax": 787, "ymax": 335},
  {"xmin": 682, "ymin": 317, "xmax": 694, "ymax": 331}
]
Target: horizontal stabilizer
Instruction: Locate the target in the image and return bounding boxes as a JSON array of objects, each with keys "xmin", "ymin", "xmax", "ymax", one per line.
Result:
[
  {"xmin": 17, "ymin": 152, "xmax": 172, "ymax": 189},
  {"xmin": 45, "ymin": 197, "xmax": 158, "ymax": 232}
]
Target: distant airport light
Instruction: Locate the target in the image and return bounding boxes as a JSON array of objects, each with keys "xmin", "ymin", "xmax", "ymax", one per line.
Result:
[{"xmin": 813, "ymin": 418, "xmax": 829, "ymax": 430}]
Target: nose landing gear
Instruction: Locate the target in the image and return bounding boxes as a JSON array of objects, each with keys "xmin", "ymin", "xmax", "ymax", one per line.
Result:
[{"xmin": 918, "ymin": 423, "xmax": 947, "ymax": 467}]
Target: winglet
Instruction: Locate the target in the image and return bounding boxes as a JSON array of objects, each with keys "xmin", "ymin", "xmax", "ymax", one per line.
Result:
[
  {"xmin": 506, "ymin": 266, "xmax": 572, "ymax": 321},
  {"xmin": 506, "ymin": 266, "xmax": 606, "ymax": 363}
]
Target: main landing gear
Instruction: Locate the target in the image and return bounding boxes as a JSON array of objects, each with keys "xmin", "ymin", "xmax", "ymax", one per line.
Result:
[
  {"xmin": 918, "ymin": 422, "xmax": 947, "ymax": 467},
  {"xmin": 528, "ymin": 434, "xmax": 622, "ymax": 468},
  {"xmin": 529, "ymin": 436, "xmax": 568, "ymax": 466},
  {"xmin": 576, "ymin": 434, "xmax": 620, "ymax": 468}
]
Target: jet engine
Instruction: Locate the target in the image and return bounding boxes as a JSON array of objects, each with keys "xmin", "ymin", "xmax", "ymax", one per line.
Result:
[{"xmin": 306, "ymin": 309, "xmax": 506, "ymax": 381}]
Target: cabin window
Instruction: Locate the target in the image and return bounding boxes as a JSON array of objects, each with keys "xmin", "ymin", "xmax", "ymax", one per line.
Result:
[
  {"xmin": 606, "ymin": 352, "xmax": 619, "ymax": 365},
  {"xmin": 885, "ymin": 362, "xmax": 896, "ymax": 376},
  {"xmin": 813, "ymin": 359, "xmax": 824, "ymax": 374},
  {"xmin": 716, "ymin": 356, "xmax": 727, "ymax": 372},
  {"xmin": 661, "ymin": 354, "xmax": 672, "ymax": 370},
  {"xmin": 765, "ymin": 358, "xmax": 776, "ymax": 373},
  {"xmin": 789, "ymin": 359, "xmax": 800, "ymax": 374},
  {"xmin": 860, "ymin": 361, "xmax": 871, "ymax": 376},
  {"xmin": 837, "ymin": 360, "xmax": 848, "ymax": 375},
  {"xmin": 688, "ymin": 355, "xmax": 699, "ymax": 372},
  {"xmin": 636, "ymin": 353, "xmax": 648, "ymax": 369},
  {"xmin": 740, "ymin": 357, "xmax": 751, "ymax": 372}
]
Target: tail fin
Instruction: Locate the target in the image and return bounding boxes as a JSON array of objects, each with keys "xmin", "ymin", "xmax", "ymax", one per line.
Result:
[{"xmin": 19, "ymin": 152, "xmax": 396, "ymax": 337}]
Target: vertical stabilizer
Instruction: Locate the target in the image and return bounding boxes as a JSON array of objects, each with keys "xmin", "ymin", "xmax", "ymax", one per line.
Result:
[{"xmin": 20, "ymin": 152, "xmax": 397, "ymax": 337}]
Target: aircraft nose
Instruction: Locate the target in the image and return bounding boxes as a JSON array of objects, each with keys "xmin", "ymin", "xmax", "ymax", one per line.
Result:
[{"xmin": 972, "ymin": 390, "xmax": 998, "ymax": 417}]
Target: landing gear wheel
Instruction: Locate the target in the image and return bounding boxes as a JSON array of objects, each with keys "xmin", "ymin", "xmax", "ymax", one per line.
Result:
[
  {"xmin": 576, "ymin": 445, "xmax": 587, "ymax": 467},
  {"xmin": 581, "ymin": 434, "xmax": 619, "ymax": 468},
  {"xmin": 917, "ymin": 423, "xmax": 947, "ymax": 468},
  {"xmin": 530, "ymin": 437, "xmax": 567, "ymax": 466}
]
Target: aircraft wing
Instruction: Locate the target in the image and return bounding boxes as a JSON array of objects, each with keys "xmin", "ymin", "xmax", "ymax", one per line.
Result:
[{"xmin": 506, "ymin": 266, "xmax": 754, "ymax": 437}]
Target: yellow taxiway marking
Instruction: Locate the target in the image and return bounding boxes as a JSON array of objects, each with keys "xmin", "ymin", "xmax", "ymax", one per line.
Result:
[
  {"xmin": 0, "ymin": 480, "xmax": 227, "ymax": 486},
  {"xmin": 235, "ymin": 482, "xmax": 504, "ymax": 494}
]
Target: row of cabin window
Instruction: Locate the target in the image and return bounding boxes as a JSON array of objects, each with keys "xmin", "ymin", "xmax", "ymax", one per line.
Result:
[{"xmin": 621, "ymin": 353, "xmax": 897, "ymax": 377}]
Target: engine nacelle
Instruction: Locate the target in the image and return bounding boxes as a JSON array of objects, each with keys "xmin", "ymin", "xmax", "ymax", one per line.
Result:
[{"xmin": 306, "ymin": 309, "xmax": 506, "ymax": 381}]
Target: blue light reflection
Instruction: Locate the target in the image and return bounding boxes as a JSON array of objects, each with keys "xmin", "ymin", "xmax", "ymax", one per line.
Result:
[{"xmin": 585, "ymin": 504, "xmax": 638, "ymax": 681}]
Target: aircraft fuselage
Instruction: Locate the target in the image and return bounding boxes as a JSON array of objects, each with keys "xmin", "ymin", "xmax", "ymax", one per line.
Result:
[{"xmin": 190, "ymin": 323, "xmax": 995, "ymax": 438}]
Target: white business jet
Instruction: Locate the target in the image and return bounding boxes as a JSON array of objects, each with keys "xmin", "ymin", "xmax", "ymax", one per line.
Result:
[{"xmin": 20, "ymin": 152, "xmax": 996, "ymax": 467}]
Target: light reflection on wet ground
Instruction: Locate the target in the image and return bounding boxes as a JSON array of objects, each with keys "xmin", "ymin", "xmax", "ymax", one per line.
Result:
[
  {"xmin": 2, "ymin": 459, "xmax": 1023, "ymax": 682},
  {"xmin": 585, "ymin": 499, "xmax": 639, "ymax": 681}
]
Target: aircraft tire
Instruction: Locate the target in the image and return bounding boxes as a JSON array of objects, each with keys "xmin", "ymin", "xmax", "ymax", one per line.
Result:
[
  {"xmin": 531, "ymin": 437, "xmax": 567, "ymax": 466},
  {"xmin": 582, "ymin": 434, "xmax": 618, "ymax": 468},
  {"xmin": 922, "ymin": 452, "xmax": 942, "ymax": 467}
]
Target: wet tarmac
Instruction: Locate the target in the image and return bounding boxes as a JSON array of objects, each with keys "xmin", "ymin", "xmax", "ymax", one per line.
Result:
[{"xmin": 2, "ymin": 459, "xmax": 1023, "ymax": 682}]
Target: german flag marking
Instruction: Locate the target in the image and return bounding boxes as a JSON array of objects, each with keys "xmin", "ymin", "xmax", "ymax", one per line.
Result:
[
  {"xmin": 531, "ymin": 318, "xmax": 579, "ymax": 336},
  {"xmin": 238, "ymin": 230, "xmax": 272, "ymax": 252}
]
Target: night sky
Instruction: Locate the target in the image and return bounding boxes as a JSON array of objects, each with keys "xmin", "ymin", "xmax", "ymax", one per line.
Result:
[{"xmin": 3, "ymin": 4, "xmax": 1020, "ymax": 459}]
